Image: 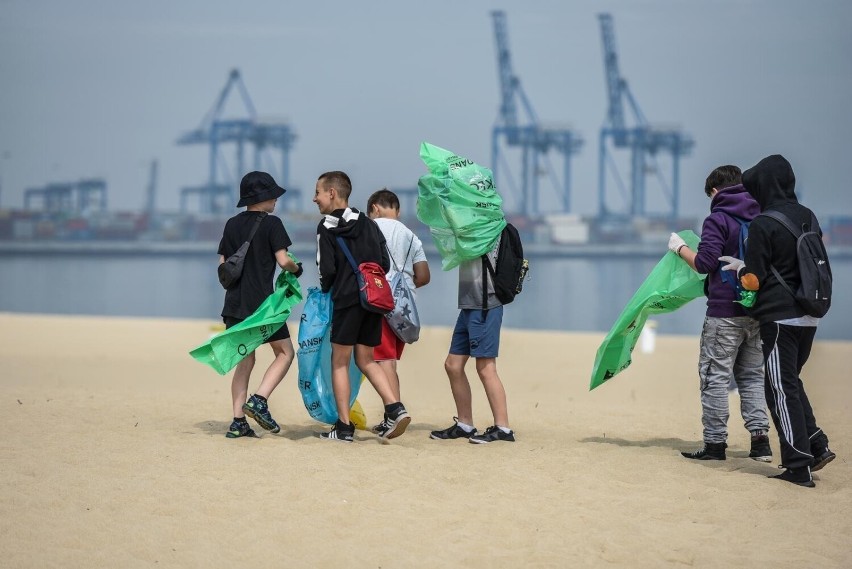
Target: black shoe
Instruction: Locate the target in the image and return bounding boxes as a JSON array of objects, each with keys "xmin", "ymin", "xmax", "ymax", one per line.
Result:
[
  {"xmin": 770, "ymin": 466, "xmax": 815, "ymax": 488},
  {"xmin": 243, "ymin": 394, "xmax": 281, "ymax": 433},
  {"xmin": 371, "ymin": 417, "xmax": 391, "ymax": 436},
  {"xmin": 225, "ymin": 419, "xmax": 257, "ymax": 439},
  {"xmin": 469, "ymin": 425, "xmax": 515, "ymax": 444},
  {"xmin": 681, "ymin": 442, "xmax": 726, "ymax": 460},
  {"xmin": 812, "ymin": 449, "xmax": 836, "ymax": 472},
  {"xmin": 430, "ymin": 417, "xmax": 477, "ymax": 440},
  {"xmin": 748, "ymin": 434, "xmax": 773, "ymax": 462},
  {"xmin": 381, "ymin": 405, "xmax": 411, "ymax": 440},
  {"xmin": 319, "ymin": 420, "xmax": 355, "ymax": 443}
]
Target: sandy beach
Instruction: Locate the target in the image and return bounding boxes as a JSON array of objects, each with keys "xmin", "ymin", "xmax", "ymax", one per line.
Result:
[{"xmin": 0, "ymin": 312, "xmax": 849, "ymax": 568}]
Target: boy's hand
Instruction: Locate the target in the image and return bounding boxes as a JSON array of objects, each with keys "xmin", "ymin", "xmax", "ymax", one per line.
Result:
[
  {"xmin": 293, "ymin": 262, "xmax": 304, "ymax": 278},
  {"xmin": 718, "ymin": 256, "xmax": 744, "ymax": 275},
  {"xmin": 667, "ymin": 232, "xmax": 686, "ymax": 254}
]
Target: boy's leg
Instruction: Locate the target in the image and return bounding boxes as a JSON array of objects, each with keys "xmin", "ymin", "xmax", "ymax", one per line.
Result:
[
  {"xmin": 696, "ymin": 317, "xmax": 734, "ymax": 445},
  {"xmin": 330, "ymin": 343, "xmax": 355, "ymax": 425},
  {"xmin": 373, "ymin": 319, "xmax": 403, "ymax": 401},
  {"xmin": 475, "ymin": 357, "xmax": 508, "ymax": 427},
  {"xmin": 256, "ymin": 337, "xmax": 295, "ymax": 399},
  {"xmin": 356, "ymin": 344, "xmax": 396, "ymax": 405},
  {"xmin": 733, "ymin": 318, "xmax": 770, "ymax": 434},
  {"xmin": 231, "ymin": 352, "xmax": 256, "ymax": 418},
  {"xmin": 445, "ymin": 354, "xmax": 473, "ymax": 424}
]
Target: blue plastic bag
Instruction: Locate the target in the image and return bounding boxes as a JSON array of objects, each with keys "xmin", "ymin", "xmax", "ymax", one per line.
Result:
[{"xmin": 296, "ymin": 287, "xmax": 363, "ymax": 425}]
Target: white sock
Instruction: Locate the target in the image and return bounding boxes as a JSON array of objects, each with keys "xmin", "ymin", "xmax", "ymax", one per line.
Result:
[
  {"xmin": 456, "ymin": 421, "xmax": 474, "ymax": 433},
  {"xmin": 497, "ymin": 426, "xmax": 512, "ymax": 434}
]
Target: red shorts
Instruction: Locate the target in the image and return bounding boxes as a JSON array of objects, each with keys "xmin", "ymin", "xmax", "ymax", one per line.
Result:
[{"xmin": 373, "ymin": 318, "xmax": 405, "ymax": 361}]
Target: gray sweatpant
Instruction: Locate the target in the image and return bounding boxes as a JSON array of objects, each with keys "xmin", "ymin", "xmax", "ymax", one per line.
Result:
[{"xmin": 697, "ymin": 316, "xmax": 769, "ymax": 444}]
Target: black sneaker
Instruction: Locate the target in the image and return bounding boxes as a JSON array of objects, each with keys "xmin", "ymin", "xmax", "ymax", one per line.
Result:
[
  {"xmin": 748, "ymin": 434, "xmax": 773, "ymax": 462},
  {"xmin": 812, "ymin": 449, "xmax": 836, "ymax": 472},
  {"xmin": 681, "ymin": 442, "xmax": 726, "ymax": 460},
  {"xmin": 430, "ymin": 417, "xmax": 477, "ymax": 440},
  {"xmin": 770, "ymin": 466, "xmax": 815, "ymax": 488},
  {"xmin": 469, "ymin": 425, "xmax": 515, "ymax": 444},
  {"xmin": 225, "ymin": 419, "xmax": 257, "ymax": 439},
  {"xmin": 242, "ymin": 394, "xmax": 281, "ymax": 433},
  {"xmin": 371, "ymin": 417, "xmax": 391, "ymax": 436},
  {"xmin": 381, "ymin": 405, "xmax": 411, "ymax": 440},
  {"xmin": 320, "ymin": 420, "xmax": 354, "ymax": 443}
]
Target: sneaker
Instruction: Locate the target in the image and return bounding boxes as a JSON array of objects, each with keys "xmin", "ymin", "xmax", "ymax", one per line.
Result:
[
  {"xmin": 319, "ymin": 420, "xmax": 354, "ymax": 443},
  {"xmin": 681, "ymin": 442, "xmax": 726, "ymax": 460},
  {"xmin": 242, "ymin": 394, "xmax": 281, "ymax": 433},
  {"xmin": 430, "ymin": 417, "xmax": 477, "ymax": 440},
  {"xmin": 371, "ymin": 417, "xmax": 390, "ymax": 436},
  {"xmin": 381, "ymin": 405, "xmax": 411, "ymax": 440},
  {"xmin": 225, "ymin": 419, "xmax": 257, "ymax": 439},
  {"xmin": 748, "ymin": 434, "xmax": 773, "ymax": 462},
  {"xmin": 770, "ymin": 466, "xmax": 815, "ymax": 488},
  {"xmin": 812, "ymin": 449, "xmax": 836, "ymax": 472},
  {"xmin": 469, "ymin": 425, "xmax": 515, "ymax": 444}
]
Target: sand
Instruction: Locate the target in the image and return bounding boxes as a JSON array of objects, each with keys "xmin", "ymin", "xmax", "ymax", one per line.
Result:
[{"xmin": 0, "ymin": 312, "xmax": 849, "ymax": 568}]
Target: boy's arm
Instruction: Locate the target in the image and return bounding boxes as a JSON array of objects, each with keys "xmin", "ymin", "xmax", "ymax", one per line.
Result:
[
  {"xmin": 274, "ymin": 249, "xmax": 301, "ymax": 275},
  {"xmin": 317, "ymin": 230, "xmax": 337, "ymax": 293},
  {"xmin": 413, "ymin": 260, "xmax": 430, "ymax": 288}
]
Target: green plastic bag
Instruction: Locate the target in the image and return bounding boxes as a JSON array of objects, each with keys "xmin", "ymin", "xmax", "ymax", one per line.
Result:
[
  {"xmin": 190, "ymin": 267, "xmax": 304, "ymax": 375},
  {"xmin": 416, "ymin": 142, "xmax": 506, "ymax": 270},
  {"xmin": 589, "ymin": 231, "xmax": 705, "ymax": 390}
]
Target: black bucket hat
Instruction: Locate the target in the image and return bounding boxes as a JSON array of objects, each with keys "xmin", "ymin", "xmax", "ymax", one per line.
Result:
[{"xmin": 237, "ymin": 171, "xmax": 286, "ymax": 207}]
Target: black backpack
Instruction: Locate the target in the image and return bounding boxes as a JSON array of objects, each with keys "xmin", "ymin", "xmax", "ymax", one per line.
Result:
[
  {"xmin": 482, "ymin": 223, "xmax": 529, "ymax": 308},
  {"xmin": 762, "ymin": 210, "xmax": 832, "ymax": 318},
  {"xmin": 719, "ymin": 214, "xmax": 750, "ymax": 295}
]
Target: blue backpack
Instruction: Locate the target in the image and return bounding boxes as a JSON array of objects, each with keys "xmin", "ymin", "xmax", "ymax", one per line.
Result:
[{"xmin": 719, "ymin": 215, "xmax": 750, "ymax": 294}]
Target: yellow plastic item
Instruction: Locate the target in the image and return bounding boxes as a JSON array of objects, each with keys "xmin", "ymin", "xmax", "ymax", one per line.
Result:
[{"xmin": 350, "ymin": 399, "xmax": 368, "ymax": 431}]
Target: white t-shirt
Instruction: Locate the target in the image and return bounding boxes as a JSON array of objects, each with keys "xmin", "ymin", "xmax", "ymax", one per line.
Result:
[{"xmin": 373, "ymin": 218, "xmax": 427, "ymax": 291}]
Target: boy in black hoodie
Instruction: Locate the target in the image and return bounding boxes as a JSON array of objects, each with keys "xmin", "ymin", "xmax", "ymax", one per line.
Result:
[
  {"xmin": 720, "ymin": 155, "xmax": 835, "ymax": 487},
  {"xmin": 313, "ymin": 171, "xmax": 411, "ymax": 442}
]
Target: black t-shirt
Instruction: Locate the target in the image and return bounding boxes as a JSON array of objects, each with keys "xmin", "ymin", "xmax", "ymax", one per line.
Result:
[{"xmin": 217, "ymin": 211, "xmax": 292, "ymax": 319}]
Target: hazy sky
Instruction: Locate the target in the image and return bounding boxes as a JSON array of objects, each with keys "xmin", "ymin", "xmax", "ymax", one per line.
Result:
[{"xmin": 2, "ymin": 0, "xmax": 851, "ymax": 221}]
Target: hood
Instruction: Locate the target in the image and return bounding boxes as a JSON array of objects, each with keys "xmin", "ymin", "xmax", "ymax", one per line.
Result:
[
  {"xmin": 710, "ymin": 183, "xmax": 761, "ymax": 221},
  {"xmin": 322, "ymin": 207, "xmax": 367, "ymax": 238},
  {"xmin": 742, "ymin": 154, "xmax": 798, "ymax": 210}
]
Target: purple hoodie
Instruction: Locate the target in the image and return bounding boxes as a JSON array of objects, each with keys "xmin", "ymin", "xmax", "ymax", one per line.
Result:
[{"xmin": 693, "ymin": 183, "xmax": 760, "ymax": 317}]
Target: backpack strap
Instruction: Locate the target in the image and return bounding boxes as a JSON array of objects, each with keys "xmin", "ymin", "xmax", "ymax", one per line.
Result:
[
  {"xmin": 386, "ymin": 236, "xmax": 414, "ymax": 275},
  {"xmin": 760, "ymin": 210, "xmax": 800, "ymax": 299},
  {"xmin": 481, "ymin": 255, "xmax": 497, "ymax": 311},
  {"xmin": 335, "ymin": 236, "xmax": 361, "ymax": 276},
  {"xmin": 246, "ymin": 212, "xmax": 267, "ymax": 242}
]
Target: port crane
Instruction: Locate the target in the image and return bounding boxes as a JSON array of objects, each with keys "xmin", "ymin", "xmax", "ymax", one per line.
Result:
[
  {"xmin": 490, "ymin": 10, "xmax": 583, "ymax": 216},
  {"xmin": 177, "ymin": 69, "xmax": 298, "ymax": 214},
  {"xmin": 597, "ymin": 13, "xmax": 693, "ymax": 221}
]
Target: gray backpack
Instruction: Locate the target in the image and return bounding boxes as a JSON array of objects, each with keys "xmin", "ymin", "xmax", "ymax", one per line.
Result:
[{"xmin": 218, "ymin": 213, "xmax": 267, "ymax": 290}]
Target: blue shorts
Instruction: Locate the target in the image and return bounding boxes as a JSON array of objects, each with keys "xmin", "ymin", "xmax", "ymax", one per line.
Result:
[{"xmin": 449, "ymin": 307, "xmax": 503, "ymax": 358}]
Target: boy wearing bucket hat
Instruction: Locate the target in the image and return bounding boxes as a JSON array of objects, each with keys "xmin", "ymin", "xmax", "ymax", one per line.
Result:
[{"xmin": 217, "ymin": 171, "xmax": 303, "ymax": 438}]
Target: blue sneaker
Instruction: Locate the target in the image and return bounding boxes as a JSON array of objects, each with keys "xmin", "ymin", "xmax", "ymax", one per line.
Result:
[{"xmin": 242, "ymin": 394, "xmax": 281, "ymax": 433}]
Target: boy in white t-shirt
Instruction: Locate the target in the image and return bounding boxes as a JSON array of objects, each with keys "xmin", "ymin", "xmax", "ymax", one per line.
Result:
[{"xmin": 366, "ymin": 189, "xmax": 431, "ymax": 435}]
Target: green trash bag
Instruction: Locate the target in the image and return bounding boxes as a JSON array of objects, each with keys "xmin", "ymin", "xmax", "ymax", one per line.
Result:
[
  {"xmin": 190, "ymin": 266, "xmax": 304, "ymax": 376},
  {"xmin": 416, "ymin": 142, "xmax": 507, "ymax": 270},
  {"xmin": 589, "ymin": 231, "xmax": 705, "ymax": 391}
]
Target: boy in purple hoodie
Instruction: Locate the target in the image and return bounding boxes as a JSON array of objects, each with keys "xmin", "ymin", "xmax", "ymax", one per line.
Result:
[{"xmin": 667, "ymin": 165, "xmax": 771, "ymax": 462}]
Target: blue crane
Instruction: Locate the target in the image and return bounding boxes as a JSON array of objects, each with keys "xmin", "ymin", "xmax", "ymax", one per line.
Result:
[
  {"xmin": 490, "ymin": 10, "xmax": 583, "ymax": 217},
  {"xmin": 597, "ymin": 13, "xmax": 694, "ymax": 221},
  {"xmin": 176, "ymin": 69, "xmax": 298, "ymax": 214}
]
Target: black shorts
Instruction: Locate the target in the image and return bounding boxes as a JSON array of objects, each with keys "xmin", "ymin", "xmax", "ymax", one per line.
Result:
[
  {"xmin": 223, "ymin": 316, "xmax": 290, "ymax": 342},
  {"xmin": 331, "ymin": 304, "xmax": 382, "ymax": 346}
]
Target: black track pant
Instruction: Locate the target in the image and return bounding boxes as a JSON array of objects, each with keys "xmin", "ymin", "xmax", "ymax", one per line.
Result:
[{"xmin": 760, "ymin": 322, "xmax": 829, "ymax": 470}]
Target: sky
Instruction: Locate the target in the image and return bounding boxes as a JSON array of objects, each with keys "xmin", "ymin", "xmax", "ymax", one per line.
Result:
[{"xmin": 2, "ymin": 0, "xmax": 851, "ymax": 222}]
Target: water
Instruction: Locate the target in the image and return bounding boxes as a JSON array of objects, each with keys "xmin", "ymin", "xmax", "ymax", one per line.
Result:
[{"xmin": 1, "ymin": 249, "xmax": 850, "ymax": 340}]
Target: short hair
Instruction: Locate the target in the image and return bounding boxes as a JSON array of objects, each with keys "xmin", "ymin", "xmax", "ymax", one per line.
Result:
[
  {"xmin": 367, "ymin": 188, "xmax": 400, "ymax": 212},
  {"xmin": 704, "ymin": 165, "xmax": 742, "ymax": 197},
  {"xmin": 318, "ymin": 171, "xmax": 352, "ymax": 201}
]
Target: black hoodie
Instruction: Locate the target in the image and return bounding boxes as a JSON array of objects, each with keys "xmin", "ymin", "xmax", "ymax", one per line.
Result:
[
  {"xmin": 741, "ymin": 154, "xmax": 827, "ymax": 323},
  {"xmin": 316, "ymin": 207, "xmax": 389, "ymax": 308}
]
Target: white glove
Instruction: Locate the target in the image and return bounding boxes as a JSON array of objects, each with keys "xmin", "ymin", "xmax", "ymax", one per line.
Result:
[
  {"xmin": 668, "ymin": 232, "xmax": 687, "ymax": 254},
  {"xmin": 718, "ymin": 256, "xmax": 745, "ymax": 275}
]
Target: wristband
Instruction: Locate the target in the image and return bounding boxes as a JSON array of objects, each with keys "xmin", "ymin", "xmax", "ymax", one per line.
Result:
[{"xmin": 676, "ymin": 244, "xmax": 686, "ymax": 257}]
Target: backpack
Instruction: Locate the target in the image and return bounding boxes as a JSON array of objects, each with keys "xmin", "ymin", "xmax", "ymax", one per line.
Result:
[
  {"xmin": 482, "ymin": 223, "xmax": 530, "ymax": 308},
  {"xmin": 336, "ymin": 236, "xmax": 395, "ymax": 315},
  {"xmin": 384, "ymin": 238, "xmax": 421, "ymax": 343},
  {"xmin": 761, "ymin": 210, "xmax": 832, "ymax": 318},
  {"xmin": 718, "ymin": 214, "xmax": 750, "ymax": 295}
]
